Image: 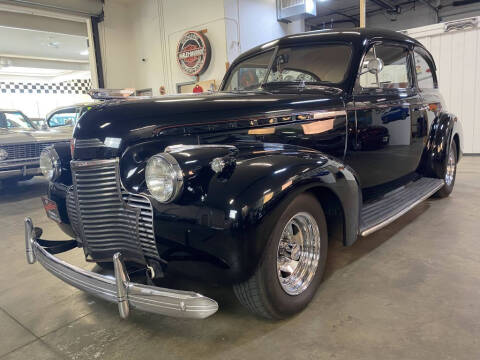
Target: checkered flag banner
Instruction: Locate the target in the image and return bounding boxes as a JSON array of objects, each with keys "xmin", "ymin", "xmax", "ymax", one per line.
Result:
[{"xmin": 0, "ymin": 79, "xmax": 91, "ymax": 94}]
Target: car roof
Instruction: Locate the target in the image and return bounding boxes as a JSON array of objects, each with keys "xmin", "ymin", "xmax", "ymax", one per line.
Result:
[
  {"xmin": 46, "ymin": 101, "xmax": 100, "ymax": 118},
  {"xmin": 0, "ymin": 109, "xmax": 25, "ymax": 112},
  {"xmin": 234, "ymin": 27, "xmax": 424, "ymax": 64}
]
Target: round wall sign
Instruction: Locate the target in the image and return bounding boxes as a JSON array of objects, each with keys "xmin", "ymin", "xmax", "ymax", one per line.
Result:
[{"xmin": 176, "ymin": 31, "xmax": 211, "ymax": 76}]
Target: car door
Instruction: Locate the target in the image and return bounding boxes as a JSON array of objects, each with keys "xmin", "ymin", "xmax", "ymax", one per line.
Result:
[{"xmin": 345, "ymin": 42, "xmax": 427, "ymax": 192}]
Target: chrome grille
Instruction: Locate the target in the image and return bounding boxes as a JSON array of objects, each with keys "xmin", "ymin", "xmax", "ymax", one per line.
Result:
[
  {"xmin": 0, "ymin": 142, "xmax": 57, "ymax": 160},
  {"xmin": 74, "ymin": 138, "xmax": 104, "ymax": 149},
  {"xmin": 69, "ymin": 159, "xmax": 159, "ymax": 262},
  {"xmin": 66, "ymin": 187, "xmax": 81, "ymax": 239}
]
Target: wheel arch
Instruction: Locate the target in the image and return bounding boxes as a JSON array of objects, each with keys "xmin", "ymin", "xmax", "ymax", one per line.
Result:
[{"xmin": 419, "ymin": 111, "xmax": 461, "ymax": 178}]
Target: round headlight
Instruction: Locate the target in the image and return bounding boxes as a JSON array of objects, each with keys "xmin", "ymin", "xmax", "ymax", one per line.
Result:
[
  {"xmin": 39, "ymin": 147, "xmax": 61, "ymax": 181},
  {"xmin": 145, "ymin": 153, "xmax": 183, "ymax": 203}
]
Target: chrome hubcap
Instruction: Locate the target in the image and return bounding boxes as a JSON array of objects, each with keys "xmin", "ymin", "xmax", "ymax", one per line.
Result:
[
  {"xmin": 445, "ymin": 148, "xmax": 456, "ymax": 186},
  {"xmin": 277, "ymin": 212, "xmax": 321, "ymax": 295}
]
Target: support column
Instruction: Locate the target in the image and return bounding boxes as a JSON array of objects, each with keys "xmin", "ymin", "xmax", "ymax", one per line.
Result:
[{"xmin": 360, "ymin": 0, "xmax": 366, "ymax": 28}]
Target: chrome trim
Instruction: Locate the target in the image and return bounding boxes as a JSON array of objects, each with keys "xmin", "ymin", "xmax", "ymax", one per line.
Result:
[
  {"xmin": 0, "ymin": 157, "xmax": 40, "ymax": 164},
  {"xmin": 24, "ymin": 218, "xmax": 218, "ymax": 319},
  {"xmin": 165, "ymin": 144, "xmax": 237, "ymax": 153},
  {"xmin": 113, "ymin": 253, "xmax": 130, "ymax": 319},
  {"xmin": 69, "ymin": 158, "xmax": 160, "ymax": 262},
  {"xmin": 445, "ymin": 147, "xmax": 456, "ymax": 186},
  {"xmin": 360, "ymin": 180, "xmax": 444, "ymax": 237},
  {"xmin": 74, "ymin": 138, "xmax": 104, "ymax": 149},
  {"xmin": 146, "ymin": 153, "xmax": 184, "ymax": 203},
  {"xmin": 24, "ymin": 217, "xmax": 35, "ymax": 264},
  {"xmin": 0, "ymin": 167, "xmax": 41, "ymax": 179},
  {"xmin": 0, "ymin": 142, "xmax": 60, "ymax": 161},
  {"xmin": 40, "ymin": 146, "xmax": 61, "ymax": 181},
  {"xmin": 71, "ymin": 158, "xmax": 118, "ymax": 167},
  {"xmin": 277, "ymin": 212, "xmax": 320, "ymax": 296}
]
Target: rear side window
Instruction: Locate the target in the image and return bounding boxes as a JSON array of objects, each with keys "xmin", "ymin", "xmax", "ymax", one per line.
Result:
[
  {"xmin": 414, "ymin": 50, "xmax": 435, "ymax": 89},
  {"xmin": 359, "ymin": 45, "xmax": 411, "ymax": 89},
  {"xmin": 48, "ymin": 108, "xmax": 78, "ymax": 127}
]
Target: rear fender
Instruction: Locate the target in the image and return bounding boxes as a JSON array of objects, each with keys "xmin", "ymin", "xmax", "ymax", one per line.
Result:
[{"xmin": 419, "ymin": 111, "xmax": 462, "ymax": 178}]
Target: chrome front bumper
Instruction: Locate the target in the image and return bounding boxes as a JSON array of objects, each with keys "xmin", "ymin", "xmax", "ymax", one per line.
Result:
[
  {"xmin": 0, "ymin": 166, "xmax": 41, "ymax": 179},
  {"xmin": 24, "ymin": 218, "xmax": 218, "ymax": 319}
]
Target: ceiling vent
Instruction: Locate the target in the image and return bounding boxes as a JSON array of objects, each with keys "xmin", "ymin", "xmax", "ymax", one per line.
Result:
[
  {"xmin": 277, "ymin": 0, "xmax": 316, "ymax": 23},
  {"xmin": 444, "ymin": 17, "xmax": 478, "ymax": 32}
]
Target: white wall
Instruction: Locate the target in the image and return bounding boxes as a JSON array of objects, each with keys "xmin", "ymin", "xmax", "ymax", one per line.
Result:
[
  {"xmin": 98, "ymin": 0, "xmax": 135, "ymax": 89},
  {"xmin": 224, "ymin": 0, "xmax": 304, "ymax": 62},
  {"xmin": 100, "ymin": 0, "xmax": 305, "ymax": 95},
  {"xmin": 100, "ymin": 0, "xmax": 227, "ymax": 95},
  {"xmin": 405, "ymin": 19, "xmax": 480, "ymax": 154}
]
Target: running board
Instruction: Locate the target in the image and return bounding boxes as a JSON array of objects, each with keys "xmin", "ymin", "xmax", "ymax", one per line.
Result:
[{"xmin": 360, "ymin": 177, "xmax": 444, "ymax": 237}]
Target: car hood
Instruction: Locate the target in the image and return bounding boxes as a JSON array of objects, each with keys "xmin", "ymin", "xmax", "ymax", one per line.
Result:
[
  {"xmin": 0, "ymin": 128, "xmax": 70, "ymax": 145},
  {"xmin": 74, "ymin": 90, "xmax": 346, "ymax": 145}
]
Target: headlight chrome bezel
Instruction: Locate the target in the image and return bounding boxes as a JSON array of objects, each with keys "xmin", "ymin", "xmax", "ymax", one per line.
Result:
[
  {"xmin": 39, "ymin": 146, "xmax": 61, "ymax": 181},
  {"xmin": 145, "ymin": 152, "xmax": 184, "ymax": 203}
]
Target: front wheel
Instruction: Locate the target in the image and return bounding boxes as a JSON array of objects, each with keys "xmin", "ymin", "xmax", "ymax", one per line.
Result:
[
  {"xmin": 435, "ymin": 143, "xmax": 457, "ymax": 198},
  {"xmin": 233, "ymin": 193, "xmax": 328, "ymax": 319}
]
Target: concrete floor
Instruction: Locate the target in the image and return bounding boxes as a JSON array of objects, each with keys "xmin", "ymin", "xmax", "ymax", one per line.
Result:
[{"xmin": 0, "ymin": 156, "xmax": 479, "ymax": 360}]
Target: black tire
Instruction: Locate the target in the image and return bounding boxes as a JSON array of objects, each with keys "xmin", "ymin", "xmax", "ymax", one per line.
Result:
[
  {"xmin": 233, "ymin": 193, "xmax": 328, "ymax": 319},
  {"xmin": 435, "ymin": 143, "xmax": 457, "ymax": 198}
]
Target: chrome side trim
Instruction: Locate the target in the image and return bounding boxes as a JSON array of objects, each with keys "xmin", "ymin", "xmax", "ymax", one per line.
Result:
[
  {"xmin": 360, "ymin": 180, "xmax": 444, "ymax": 237},
  {"xmin": 165, "ymin": 144, "xmax": 238, "ymax": 153},
  {"xmin": 24, "ymin": 218, "xmax": 218, "ymax": 319}
]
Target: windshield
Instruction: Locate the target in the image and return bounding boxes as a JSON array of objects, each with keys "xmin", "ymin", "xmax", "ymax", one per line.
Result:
[
  {"xmin": 222, "ymin": 44, "xmax": 352, "ymax": 92},
  {"xmin": 0, "ymin": 111, "xmax": 35, "ymax": 130}
]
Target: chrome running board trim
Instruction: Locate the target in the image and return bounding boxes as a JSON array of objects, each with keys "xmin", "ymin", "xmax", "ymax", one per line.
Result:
[
  {"xmin": 360, "ymin": 177, "xmax": 445, "ymax": 237},
  {"xmin": 24, "ymin": 218, "xmax": 218, "ymax": 319}
]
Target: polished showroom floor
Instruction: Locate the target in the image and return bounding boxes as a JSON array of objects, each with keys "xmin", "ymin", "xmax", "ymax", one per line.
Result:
[{"xmin": 0, "ymin": 156, "xmax": 479, "ymax": 360}]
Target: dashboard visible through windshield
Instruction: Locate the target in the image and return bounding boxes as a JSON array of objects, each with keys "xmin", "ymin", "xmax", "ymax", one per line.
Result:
[{"xmin": 222, "ymin": 44, "xmax": 353, "ymax": 92}]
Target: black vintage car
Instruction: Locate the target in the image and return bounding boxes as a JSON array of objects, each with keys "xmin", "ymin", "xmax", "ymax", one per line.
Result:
[{"xmin": 26, "ymin": 28, "xmax": 463, "ymax": 320}]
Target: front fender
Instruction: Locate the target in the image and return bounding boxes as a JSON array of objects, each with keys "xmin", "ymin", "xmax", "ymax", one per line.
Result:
[
  {"xmin": 123, "ymin": 142, "xmax": 360, "ymax": 283},
  {"xmin": 197, "ymin": 144, "xmax": 360, "ymax": 280}
]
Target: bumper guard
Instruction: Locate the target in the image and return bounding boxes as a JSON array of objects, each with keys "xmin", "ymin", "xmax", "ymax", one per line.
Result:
[{"xmin": 24, "ymin": 217, "xmax": 218, "ymax": 319}]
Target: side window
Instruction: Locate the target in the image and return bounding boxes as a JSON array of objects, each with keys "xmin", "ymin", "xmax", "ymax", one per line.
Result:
[
  {"xmin": 414, "ymin": 50, "xmax": 435, "ymax": 89},
  {"xmin": 47, "ymin": 109, "xmax": 78, "ymax": 127},
  {"xmin": 359, "ymin": 45, "xmax": 411, "ymax": 89}
]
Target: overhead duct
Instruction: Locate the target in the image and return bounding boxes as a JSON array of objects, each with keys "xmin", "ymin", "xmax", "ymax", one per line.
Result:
[
  {"xmin": 0, "ymin": 0, "xmax": 103, "ymax": 17},
  {"xmin": 277, "ymin": 0, "xmax": 316, "ymax": 23},
  {"xmin": 452, "ymin": 0, "xmax": 480, "ymax": 5}
]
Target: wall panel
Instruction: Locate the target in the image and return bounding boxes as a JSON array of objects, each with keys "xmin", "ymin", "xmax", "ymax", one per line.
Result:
[{"xmin": 406, "ymin": 18, "xmax": 480, "ymax": 153}]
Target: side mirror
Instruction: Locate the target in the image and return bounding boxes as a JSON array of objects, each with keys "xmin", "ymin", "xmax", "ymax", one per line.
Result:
[{"xmin": 367, "ymin": 58, "xmax": 384, "ymax": 74}]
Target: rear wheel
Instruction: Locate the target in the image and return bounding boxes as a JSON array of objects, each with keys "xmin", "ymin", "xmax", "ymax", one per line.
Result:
[
  {"xmin": 233, "ymin": 193, "xmax": 328, "ymax": 319},
  {"xmin": 435, "ymin": 143, "xmax": 457, "ymax": 198}
]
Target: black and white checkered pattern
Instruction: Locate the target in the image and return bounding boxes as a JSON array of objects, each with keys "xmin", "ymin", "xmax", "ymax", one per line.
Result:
[{"xmin": 0, "ymin": 79, "xmax": 91, "ymax": 94}]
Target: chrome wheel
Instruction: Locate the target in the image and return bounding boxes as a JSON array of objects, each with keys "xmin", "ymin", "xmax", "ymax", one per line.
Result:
[
  {"xmin": 445, "ymin": 147, "xmax": 456, "ymax": 186},
  {"xmin": 277, "ymin": 212, "xmax": 321, "ymax": 296}
]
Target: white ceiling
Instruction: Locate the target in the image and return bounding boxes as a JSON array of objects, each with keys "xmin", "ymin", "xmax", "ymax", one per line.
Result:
[{"xmin": 0, "ymin": 25, "xmax": 88, "ymax": 61}]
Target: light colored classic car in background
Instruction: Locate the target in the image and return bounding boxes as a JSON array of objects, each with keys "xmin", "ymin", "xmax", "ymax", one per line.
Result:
[
  {"xmin": 0, "ymin": 109, "xmax": 70, "ymax": 184},
  {"xmin": 44, "ymin": 102, "xmax": 98, "ymax": 135}
]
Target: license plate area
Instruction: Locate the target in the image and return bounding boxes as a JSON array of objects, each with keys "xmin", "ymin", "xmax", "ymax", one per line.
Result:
[{"xmin": 42, "ymin": 197, "xmax": 61, "ymax": 223}]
